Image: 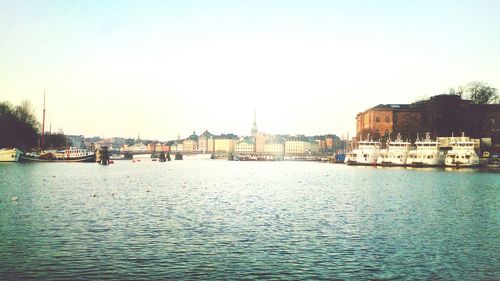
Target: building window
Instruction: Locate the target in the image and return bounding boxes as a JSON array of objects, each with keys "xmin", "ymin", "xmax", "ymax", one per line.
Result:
[
  {"xmin": 375, "ymin": 117, "xmax": 380, "ymax": 123},
  {"xmin": 385, "ymin": 116, "xmax": 390, "ymax": 122}
]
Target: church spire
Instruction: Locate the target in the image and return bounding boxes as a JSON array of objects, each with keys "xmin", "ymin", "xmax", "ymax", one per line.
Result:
[{"xmin": 251, "ymin": 108, "xmax": 258, "ymax": 135}]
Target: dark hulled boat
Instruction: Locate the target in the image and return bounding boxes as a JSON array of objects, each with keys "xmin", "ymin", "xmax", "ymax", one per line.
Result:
[{"xmin": 21, "ymin": 147, "xmax": 96, "ymax": 163}]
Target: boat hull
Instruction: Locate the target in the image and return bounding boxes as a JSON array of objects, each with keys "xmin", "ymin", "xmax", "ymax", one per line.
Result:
[
  {"xmin": 20, "ymin": 154, "xmax": 96, "ymax": 163},
  {"xmin": 406, "ymin": 162, "xmax": 443, "ymax": 167},
  {"xmin": 444, "ymin": 160, "xmax": 480, "ymax": 167},
  {"xmin": 0, "ymin": 148, "xmax": 21, "ymax": 162},
  {"xmin": 377, "ymin": 161, "xmax": 406, "ymax": 167},
  {"xmin": 345, "ymin": 161, "xmax": 377, "ymax": 166},
  {"xmin": 445, "ymin": 154, "xmax": 480, "ymax": 167}
]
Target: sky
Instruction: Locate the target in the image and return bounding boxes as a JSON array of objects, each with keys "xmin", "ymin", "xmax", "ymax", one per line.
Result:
[{"xmin": 1, "ymin": 0, "xmax": 499, "ymax": 140}]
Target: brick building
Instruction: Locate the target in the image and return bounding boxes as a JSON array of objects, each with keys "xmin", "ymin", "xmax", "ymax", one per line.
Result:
[{"xmin": 356, "ymin": 95, "xmax": 500, "ymax": 146}]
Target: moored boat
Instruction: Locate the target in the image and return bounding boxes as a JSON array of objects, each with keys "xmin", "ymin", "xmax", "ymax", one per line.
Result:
[
  {"xmin": 345, "ymin": 136, "xmax": 381, "ymax": 165},
  {"xmin": 21, "ymin": 147, "xmax": 96, "ymax": 162},
  {"xmin": 377, "ymin": 133, "xmax": 411, "ymax": 166},
  {"xmin": 0, "ymin": 148, "xmax": 22, "ymax": 162},
  {"xmin": 445, "ymin": 133, "xmax": 479, "ymax": 167},
  {"xmin": 407, "ymin": 133, "xmax": 445, "ymax": 167}
]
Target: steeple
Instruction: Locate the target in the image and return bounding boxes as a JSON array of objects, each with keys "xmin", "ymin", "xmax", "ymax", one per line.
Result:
[{"xmin": 251, "ymin": 108, "xmax": 258, "ymax": 135}]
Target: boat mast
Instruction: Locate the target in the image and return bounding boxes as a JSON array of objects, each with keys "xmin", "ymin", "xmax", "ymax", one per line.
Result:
[{"xmin": 41, "ymin": 90, "xmax": 46, "ymax": 150}]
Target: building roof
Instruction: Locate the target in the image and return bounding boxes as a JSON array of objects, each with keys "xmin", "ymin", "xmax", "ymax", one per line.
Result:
[
  {"xmin": 237, "ymin": 138, "xmax": 255, "ymax": 145},
  {"xmin": 199, "ymin": 130, "xmax": 212, "ymax": 138},
  {"xmin": 370, "ymin": 103, "xmax": 421, "ymax": 110},
  {"xmin": 213, "ymin": 133, "xmax": 238, "ymax": 140},
  {"xmin": 356, "ymin": 103, "xmax": 421, "ymax": 117}
]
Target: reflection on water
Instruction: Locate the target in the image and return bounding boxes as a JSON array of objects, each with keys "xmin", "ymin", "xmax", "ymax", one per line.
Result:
[{"xmin": 0, "ymin": 161, "xmax": 498, "ymax": 280}]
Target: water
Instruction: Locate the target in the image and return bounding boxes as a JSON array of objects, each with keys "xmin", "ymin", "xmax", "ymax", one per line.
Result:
[{"xmin": 0, "ymin": 160, "xmax": 498, "ymax": 280}]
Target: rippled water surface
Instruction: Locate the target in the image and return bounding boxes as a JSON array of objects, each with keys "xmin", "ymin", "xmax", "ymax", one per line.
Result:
[{"xmin": 1, "ymin": 160, "xmax": 499, "ymax": 280}]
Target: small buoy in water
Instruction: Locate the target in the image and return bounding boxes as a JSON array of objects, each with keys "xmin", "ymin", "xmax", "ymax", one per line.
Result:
[
  {"xmin": 146, "ymin": 189, "xmax": 150, "ymax": 193},
  {"xmin": 111, "ymin": 192, "xmax": 115, "ymax": 196},
  {"xmin": 91, "ymin": 193, "xmax": 96, "ymax": 197},
  {"xmin": 12, "ymin": 197, "xmax": 18, "ymax": 201}
]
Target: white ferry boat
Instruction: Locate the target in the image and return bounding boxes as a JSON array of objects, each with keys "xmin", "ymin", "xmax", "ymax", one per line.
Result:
[
  {"xmin": 377, "ymin": 133, "xmax": 411, "ymax": 166},
  {"xmin": 0, "ymin": 148, "xmax": 21, "ymax": 162},
  {"xmin": 345, "ymin": 137, "xmax": 381, "ymax": 165},
  {"xmin": 445, "ymin": 133, "xmax": 480, "ymax": 167},
  {"xmin": 407, "ymin": 133, "xmax": 445, "ymax": 167}
]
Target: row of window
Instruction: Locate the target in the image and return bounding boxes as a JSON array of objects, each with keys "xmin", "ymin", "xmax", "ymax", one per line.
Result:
[
  {"xmin": 409, "ymin": 155, "xmax": 435, "ymax": 159},
  {"xmin": 375, "ymin": 116, "xmax": 391, "ymax": 123}
]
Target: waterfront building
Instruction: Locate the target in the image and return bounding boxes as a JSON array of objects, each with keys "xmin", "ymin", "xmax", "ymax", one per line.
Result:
[
  {"xmin": 235, "ymin": 138, "xmax": 255, "ymax": 154},
  {"xmin": 214, "ymin": 134, "xmax": 238, "ymax": 153},
  {"xmin": 315, "ymin": 139, "xmax": 326, "ymax": 154},
  {"xmin": 146, "ymin": 142, "xmax": 169, "ymax": 152},
  {"xmin": 356, "ymin": 104, "xmax": 418, "ymax": 140},
  {"xmin": 207, "ymin": 137, "xmax": 215, "ymax": 153},
  {"xmin": 183, "ymin": 131, "xmax": 199, "ymax": 154},
  {"xmin": 198, "ymin": 130, "xmax": 213, "ymax": 153},
  {"xmin": 264, "ymin": 141, "xmax": 284, "ymax": 155},
  {"xmin": 160, "ymin": 143, "xmax": 170, "ymax": 152},
  {"xmin": 285, "ymin": 139, "xmax": 311, "ymax": 155},
  {"xmin": 356, "ymin": 95, "xmax": 500, "ymax": 153},
  {"xmin": 254, "ymin": 132, "xmax": 268, "ymax": 153},
  {"xmin": 310, "ymin": 141, "xmax": 320, "ymax": 154},
  {"xmin": 325, "ymin": 135, "xmax": 335, "ymax": 152},
  {"xmin": 170, "ymin": 142, "xmax": 183, "ymax": 153}
]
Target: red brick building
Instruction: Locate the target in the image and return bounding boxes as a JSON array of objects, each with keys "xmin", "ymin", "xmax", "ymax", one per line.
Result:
[{"xmin": 356, "ymin": 95, "xmax": 500, "ymax": 146}]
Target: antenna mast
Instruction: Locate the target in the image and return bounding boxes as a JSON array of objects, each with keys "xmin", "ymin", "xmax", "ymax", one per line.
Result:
[{"xmin": 41, "ymin": 89, "xmax": 46, "ymax": 150}]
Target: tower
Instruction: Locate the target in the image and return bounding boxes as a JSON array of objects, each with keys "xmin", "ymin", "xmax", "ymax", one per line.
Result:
[{"xmin": 251, "ymin": 108, "xmax": 258, "ymax": 136}]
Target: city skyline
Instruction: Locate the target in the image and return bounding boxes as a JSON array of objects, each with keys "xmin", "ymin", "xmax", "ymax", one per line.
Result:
[{"xmin": 1, "ymin": 0, "xmax": 499, "ymax": 139}]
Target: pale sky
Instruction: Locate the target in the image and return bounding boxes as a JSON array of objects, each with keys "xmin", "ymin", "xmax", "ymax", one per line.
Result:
[{"xmin": 1, "ymin": 0, "xmax": 499, "ymax": 140}]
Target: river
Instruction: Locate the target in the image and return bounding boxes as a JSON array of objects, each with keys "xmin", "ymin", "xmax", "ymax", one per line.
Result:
[{"xmin": 0, "ymin": 160, "xmax": 498, "ymax": 280}]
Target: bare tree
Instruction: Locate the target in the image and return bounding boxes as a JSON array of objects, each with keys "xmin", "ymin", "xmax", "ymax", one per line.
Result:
[{"xmin": 465, "ymin": 81, "xmax": 499, "ymax": 104}]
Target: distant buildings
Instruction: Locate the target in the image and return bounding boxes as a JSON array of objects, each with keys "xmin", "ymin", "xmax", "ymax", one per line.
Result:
[
  {"xmin": 66, "ymin": 135, "xmax": 84, "ymax": 148},
  {"xmin": 74, "ymin": 110, "xmax": 342, "ymax": 156}
]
